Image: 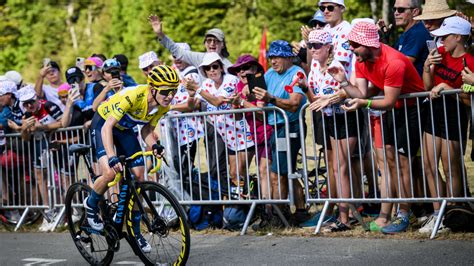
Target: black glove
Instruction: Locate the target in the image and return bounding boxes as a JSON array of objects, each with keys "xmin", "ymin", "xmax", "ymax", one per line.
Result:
[
  {"xmin": 108, "ymin": 156, "xmax": 121, "ymax": 169},
  {"xmin": 152, "ymin": 142, "xmax": 165, "ymax": 157}
]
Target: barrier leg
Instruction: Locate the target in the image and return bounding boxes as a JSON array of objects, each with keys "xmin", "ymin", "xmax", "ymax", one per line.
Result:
[
  {"xmin": 240, "ymin": 202, "xmax": 257, "ymax": 236},
  {"xmin": 272, "ymin": 204, "xmax": 290, "ymax": 228},
  {"xmin": 430, "ymin": 199, "xmax": 447, "ymax": 240},
  {"xmin": 349, "ymin": 204, "xmax": 368, "ymax": 231},
  {"xmin": 314, "ymin": 200, "xmax": 329, "ymax": 234},
  {"xmin": 14, "ymin": 207, "xmax": 30, "ymax": 232},
  {"xmin": 50, "ymin": 206, "xmax": 65, "ymax": 232}
]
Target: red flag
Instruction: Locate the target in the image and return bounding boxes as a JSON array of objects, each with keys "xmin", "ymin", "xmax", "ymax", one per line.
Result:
[{"xmin": 258, "ymin": 27, "xmax": 268, "ymax": 72}]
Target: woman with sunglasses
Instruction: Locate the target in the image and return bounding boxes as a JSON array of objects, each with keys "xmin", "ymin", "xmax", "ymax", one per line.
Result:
[
  {"xmin": 92, "ymin": 59, "xmax": 124, "ymax": 112},
  {"xmin": 84, "ymin": 66, "xmax": 179, "ymax": 249},
  {"xmin": 185, "ymin": 52, "xmax": 254, "ymax": 193},
  {"xmin": 420, "ymin": 16, "xmax": 474, "ymax": 234},
  {"xmin": 302, "ymin": 29, "xmax": 361, "ymax": 232},
  {"xmin": 78, "ymin": 57, "xmax": 106, "ymax": 121},
  {"xmin": 227, "ymin": 55, "xmax": 275, "ymax": 222}
]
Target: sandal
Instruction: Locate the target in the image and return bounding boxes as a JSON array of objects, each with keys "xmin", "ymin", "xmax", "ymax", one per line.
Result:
[{"xmin": 323, "ymin": 220, "xmax": 351, "ymax": 232}]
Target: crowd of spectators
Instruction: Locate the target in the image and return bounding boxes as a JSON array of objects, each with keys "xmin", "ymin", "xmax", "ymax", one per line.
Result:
[{"xmin": 1, "ymin": 0, "xmax": 474, "ymax": 234}]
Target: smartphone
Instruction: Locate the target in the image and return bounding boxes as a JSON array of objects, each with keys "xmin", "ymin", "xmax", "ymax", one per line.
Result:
[
  {"xmin": 43, "ymin": 58, "xmax": 51, "ymax": 67},
  {"xmin": 24, "ymin": 112, "xmax": 33, "ymax": 119},
  {"xmin": 426, "ymin": 40, "xmax": 438, "ymax": 54},
  {"xmin": 111, "ymin": 70, "xmax": 121, "ymax": 80},
  {"xmin": 76, "ymin": 57, "xmax": 85, "ymax": 71},
  {"xmin": 247, "ymin": 72, "xmax": 267, "ymax": 94},
  {"xmin": 463, "ymin": 57, "xmax": 467, "ymax": 68}
]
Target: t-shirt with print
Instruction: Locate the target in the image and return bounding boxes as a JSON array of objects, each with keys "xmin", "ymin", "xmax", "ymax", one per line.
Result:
[
  {"xmin": 355, "ymin": 44, "xmax": 425, "ymax": 109},
  {"xmin": 324, "ymin": 21, "xmax": 353, "ymax": 76},
  {"xmin": 197, "ymin": 74, "xmax": 254, "ymax": 151},
  {"xmin": 10, "ymin": 98, "xmax": 24, "ymax": 126},
  {"xmin": 166, "ymin": 65, "xmax": 204, "ymax": 146},
  {"xmin": 33, "ymin": 100, "xmax": 63, "ymax": 125},
  {"xmin": 42, "ymin": 84, "xmax": 66, "ymax": 111},
  {"xmin": 265, "ymin": 65, "xmax": 307, "ymax": 125},
  {"xmin": 308, "ymin": 59, "xmax": 346, "ymax": 115},
  {"xmin": 394, "ymin": 22, "xmax": 432, "ymax": 77},
  {"xmin": 434, "ymin": 46, "xmax": 474, "ymax": 89}
]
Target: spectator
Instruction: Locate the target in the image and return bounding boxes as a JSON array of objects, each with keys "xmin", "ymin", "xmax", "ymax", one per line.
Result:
[
  {"xmin": 166, "ymin": 42, "xmax": 203, "ymax": 179},
  {"xmin": 391, "ymin": 0, "xmax": 432, "ymax": 76},
  {"xmin": 319, "ymin": 0, "xmax": 353, "ymax": 75},
  {"xmin": 227, "ymin": 54, "xmax": 274, "ymax": 222},
  {"xmin": 34, "ymin": 60, "xmax": 66, "ymax": 111},
  {"xmin": 113, "ymin": 54, "xmax": 137, "ymax": 87},
  {"xmin": 0, "ymin": 80, "xmax": 16, "ymax": 132},
  {"xmin": 329, "ymin": 22, "xmax": 425, "ymax": 234},
  {"xmin": 149, "ymin": 15, "xmax": 233, "ymax": 72},
  {"xmin": 58, "ymin": 82, "xmax": 84, "ymax": 128},
  {"xmin": 92, "ymin": 59, "xmax": 123, "ymax": 111},
  {"xmin": 185, "ymin": 52, "xmax": 254, "ymax": 191},
  {"xmin": 78, "ymin": 57, "xmax": 105, "ymax": 120},
  {"xmin": 413, "ymin": 0, "xmax": 456, "ymax": 32},
  {"xmin": 309, "ymin": 10, "xmax": 327, "ymax": 29},
  {"xmin": 0, "ymin": 80, "xmax": 23, "ymax": 131},
  {"xmin": 17, "ymin": 85, "xmax": 63, "ymax": 232},
  {"xmin": 420, "ymin": 16, "xmax": 473, "ymax": 233},
  {"xmin": 252, "ymin": 40, "xmax": 308, "ymax": 226},
  {"xmin": 139, "ymin": 51, "xmax": 162, "ymax": 77}
]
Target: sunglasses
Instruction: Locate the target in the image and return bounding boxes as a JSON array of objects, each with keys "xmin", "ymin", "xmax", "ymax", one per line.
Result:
[
  {"xmin": 203, "ymin": 63, "xmax": 221, "ymax": 72},
  {"xmin": 205, "ymin": 38, "xmax": 221, "ymax": 45},
  {"xmin": 237, "ymin": 64, "xmax": 253, "ymax": 73},
  {"xmin": 307, "ymin": 42, "xmax": 325, "ymax": 50},
  {"xmin": 85, "ymin": 65, "xmax": 97, "ymax": 71},
  {"xmin": 349, "ymin": 41, "xmax": 362, "ymax": 49},
  {"xmin": 59, "ymin": 95, "xmax": 69, "ymax": 99},
  {"xmin": 157, "ymin": 88, "xmax": 177, "ymax": 97},
  {"xmin": 311, "ymin": 21, "xmax": 326, "ymax": 28},
  {"xmin": 392, "ymin": 7, "xmax": 413, "ymax": 13},
  {"xmin": 22, "ymin": 99, "xmax": 36, "ymax": 106},
  {"xmin": 319, "ymin": 5, "xmax": 336, "ymax": 12}
]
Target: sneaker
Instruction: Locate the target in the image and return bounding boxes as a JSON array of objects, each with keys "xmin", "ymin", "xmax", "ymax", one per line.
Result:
[
  {"xmin": 418, "ymin": 215, "xmax": 450, "ymax": 234},
  {"xmin": 291, "ymin": 209, "xmax": 311, "ymax": 226},
  {"xmin": 381, "ymin": 215, "xmax": 410, "ymax": 234},
  {"xmin": 299, "ymin": 212, "xmax": 336, "ymax": 228},
  {"xmin": 136, "ymin": 234, "xmax": 151, "ymax": 253},
  {"xmin": 83, "ymin": 197, "xmax": 104, "ymax": 231},
  {"xmin": 71, "ymin": 208, "xmax": 82, "ymax": 224}
]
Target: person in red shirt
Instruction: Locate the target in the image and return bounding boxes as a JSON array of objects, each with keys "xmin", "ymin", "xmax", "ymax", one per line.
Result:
[
  {"xmin": 328, "ymin": 21, "xmax": 425, "ymax": 234},
  {"xmin": 420, "ymin": 16, "xmax": 473, "ymax": 233}
]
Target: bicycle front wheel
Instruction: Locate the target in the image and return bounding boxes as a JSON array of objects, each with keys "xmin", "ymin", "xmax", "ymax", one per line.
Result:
[
  {"xmin": 126, "ymin": 181, "xmax": 190, "ymax": 265},
  {"xmin": 65, "ymin": 182, "xmax": 114, "ymax": 265}
]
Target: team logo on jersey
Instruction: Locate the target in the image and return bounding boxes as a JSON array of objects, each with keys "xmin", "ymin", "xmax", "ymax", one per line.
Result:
[
  {"xmin": 223, "ymin": 86, "xmax": 234, "ymax": 93},
  {"xmin": 342, "ymin": 41, "xmax": 350, "ymax": 51},
  {"xmin": 246, "ymin": 132, "xmax": 253, "ymax": 142},
  {"xmin": 323, "ymin": 87, "xmax": 334, "ymax": 95}
]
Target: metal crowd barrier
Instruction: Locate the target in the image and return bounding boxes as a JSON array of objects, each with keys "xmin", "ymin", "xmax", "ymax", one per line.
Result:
[{"xmin": 299, "ymin": 89, "xmax": 474, "ymax": 238}]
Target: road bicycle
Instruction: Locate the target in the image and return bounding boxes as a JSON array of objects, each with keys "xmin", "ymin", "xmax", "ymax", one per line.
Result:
[{"xmin": 64, "ymin": 144, "xmax": 190, "ymax": 265}]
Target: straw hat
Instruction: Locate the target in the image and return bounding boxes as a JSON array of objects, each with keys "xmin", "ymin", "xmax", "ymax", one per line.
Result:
[{"xmin": 414, "ymin": 0, "xmax": 457, "ymax": 21}]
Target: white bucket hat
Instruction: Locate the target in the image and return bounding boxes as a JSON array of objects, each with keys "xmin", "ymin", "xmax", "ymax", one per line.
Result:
[{"xmin": 198, "ymin": 52, "xmax": 223, "ymax": 77}]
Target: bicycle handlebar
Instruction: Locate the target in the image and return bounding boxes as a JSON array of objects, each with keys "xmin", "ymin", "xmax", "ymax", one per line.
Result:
[{"xmin": 107, "ymin": 150, "xmax": 162, "ymax": 187}]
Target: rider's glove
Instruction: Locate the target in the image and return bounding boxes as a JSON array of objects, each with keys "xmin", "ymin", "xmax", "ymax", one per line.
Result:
[
  {"xmin": 108, "ymin": 156, "xmax": 121, "ymax": 169},
  {"xmin": 152, "ymin": 142, "xmax": 165, "ymax": 157}
]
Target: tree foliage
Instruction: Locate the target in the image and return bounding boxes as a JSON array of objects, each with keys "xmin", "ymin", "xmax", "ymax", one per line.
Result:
[{"xmin": 0, "ymin": 0, "xmax": 472, "ymax": 84}]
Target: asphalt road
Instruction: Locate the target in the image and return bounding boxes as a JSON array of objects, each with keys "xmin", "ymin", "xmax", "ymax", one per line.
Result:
[{"xmin": 1, "ymin": 232, "xmax": 473, "ymax": 265}]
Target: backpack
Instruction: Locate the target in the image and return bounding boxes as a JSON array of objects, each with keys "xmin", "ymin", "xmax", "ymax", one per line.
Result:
[
  {"xmin": 443, "ymin": 205, "xmax": 474, "ymax": 232},
  {"xmin": 185, "ymin": 170, "xmax": 224, "ymax": 230},
  {"xmin": 223, "ymin": 205, "xmax": 249, "ymax": 231}
]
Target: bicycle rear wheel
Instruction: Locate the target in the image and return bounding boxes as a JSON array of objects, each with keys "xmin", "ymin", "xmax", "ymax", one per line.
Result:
[
  {"xmin": 65, "ymin": 182, "xmax": 114, "ymax": 265},
  {"xmin": 126, "ymin": 181, "xmax": 190, "ymax": 265}
]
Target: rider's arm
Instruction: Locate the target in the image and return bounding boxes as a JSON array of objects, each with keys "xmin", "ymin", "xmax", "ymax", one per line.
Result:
[
  {"xmin": 102, "ymin": 116, "xmax": 120, "ymax": 158},
  {"xmin": 141, "ymin": 123, "xmax": 158, "ymax": 149}
]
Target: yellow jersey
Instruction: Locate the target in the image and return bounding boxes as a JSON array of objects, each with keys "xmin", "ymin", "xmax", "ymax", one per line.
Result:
[{"xmin": 97, "ymin": 85, "xmax": 169, "ymax": 130}]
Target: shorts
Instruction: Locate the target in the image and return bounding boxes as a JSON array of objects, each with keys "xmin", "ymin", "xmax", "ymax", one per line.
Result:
[
  {"xmin": 90, "ymin": 113, "xmax": 144, "ymax": 168},
  {"xmin": 32, "ymin": 138, "xmax": 48, "ymax": 169},
  {"xmin": 423, "ymin": 97, "xmax": 468, "ymax": 142},
  {"xmin": 325, "ymin": 110, "xmax": 364, "ymax": 140},
  {"xmin": 370, "ymin": 115, "xmax": 383, "ymax": 149},
  {"xmin": 382, "ymin": 105, "xmax": 421, "ymax": 157},
  {"xmin": 312, "ymin": 111, "xmax": 331, "ymax": 150},
  {"xmin": 256, "ymin": 140, "xmax": 271, "ymax": 161},
  {"xmin": 270, "ymin": 121, "xmax": 301, "ymax": 176}
]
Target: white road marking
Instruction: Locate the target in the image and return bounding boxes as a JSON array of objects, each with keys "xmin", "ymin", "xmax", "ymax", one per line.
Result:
[{"xmin": 22, "ymin": 258, "xmax": 67, "ymax": 265}]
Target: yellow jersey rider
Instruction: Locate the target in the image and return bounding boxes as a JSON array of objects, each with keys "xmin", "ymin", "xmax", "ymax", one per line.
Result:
[{"xmin": 84, "ymin": 65, "xmax": 179, "ymax": 252}]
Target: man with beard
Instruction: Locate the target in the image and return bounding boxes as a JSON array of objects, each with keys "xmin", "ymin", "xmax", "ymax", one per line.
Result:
[{"xmin": 328, "ymin": 22, "xmax": 425, "ymax": 234}]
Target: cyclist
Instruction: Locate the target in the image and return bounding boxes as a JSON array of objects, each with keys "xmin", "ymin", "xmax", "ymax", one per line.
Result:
[{"xmin": 84, "ymin": 65, "xmax": 180, "ymax": 252}]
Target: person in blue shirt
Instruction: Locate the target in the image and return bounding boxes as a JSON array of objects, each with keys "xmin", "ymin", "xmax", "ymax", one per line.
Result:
[
  {"xmin": 113, "ymin": 54, "xmax": 137, "ymax": 87},
  {"xmin": 253, "ymin": 40, "xmax": 308, "ymax": 228},
  {"xmin": 392, "ymin": 0, "xmax": 432, "ymax": 76}
]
